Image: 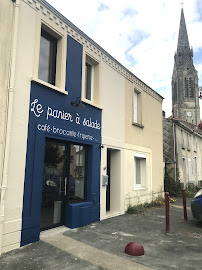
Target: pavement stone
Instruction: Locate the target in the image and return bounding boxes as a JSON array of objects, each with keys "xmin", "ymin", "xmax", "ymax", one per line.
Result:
[{"xmin": 0, "ymin": 197, "xmax": 201, "ymax": 270}]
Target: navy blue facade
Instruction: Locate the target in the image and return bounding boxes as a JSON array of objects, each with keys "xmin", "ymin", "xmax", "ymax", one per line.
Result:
[{"xmin": 21, "ymin": 36, "xmax": 101, "ymax": 246}]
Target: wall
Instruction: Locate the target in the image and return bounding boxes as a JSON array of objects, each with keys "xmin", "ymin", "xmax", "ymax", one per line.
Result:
[
  {"xmin": 0, "ymin": 1, "xmax": 14, "ymax": 194},
  {"xmin": 175, "ymin": 125, "xmax": 202, "ymax": 186},
  {"xmin": 100, "ymin": 62, "xmax": 125, "ymax": 219},
  {"xmin": 124, "ymin": 79, "xmax": 164, "ymax": 209}
]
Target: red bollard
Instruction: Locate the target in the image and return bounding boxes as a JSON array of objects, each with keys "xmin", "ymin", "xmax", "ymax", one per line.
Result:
[
  {"xmin": 165, "ymin": 192, "xmax": 170, "ymax": 233},
  {"xmin": 182, "ymin": 188, "xmax": 188, "ymax": 220}
]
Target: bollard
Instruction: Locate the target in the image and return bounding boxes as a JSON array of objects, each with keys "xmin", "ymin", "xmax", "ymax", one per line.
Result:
[
  {"xmin": 182, "ymin": 188, "xmax": 188, "ymax": 220},
  {"xmin": 165, "ymin": 192, "xmax": 170, "ymax": 233}
]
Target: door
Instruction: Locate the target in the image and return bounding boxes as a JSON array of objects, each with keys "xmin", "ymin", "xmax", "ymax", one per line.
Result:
[{"xmin": 40, "ymin": 140, "xmax": 67, "ymax": 230}]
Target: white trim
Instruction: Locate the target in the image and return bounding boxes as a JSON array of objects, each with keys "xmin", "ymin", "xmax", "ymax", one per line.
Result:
[
  {"xmin": 134, "ymin": 152, "xmax": 147, "ymax": 189},
  {"xmin": 31, "ymin": 77, "xmax": 68, "ymax": 95},
  {"xmin": 134, "ymin": 153, "xmax": 146, "ymax": 158}
]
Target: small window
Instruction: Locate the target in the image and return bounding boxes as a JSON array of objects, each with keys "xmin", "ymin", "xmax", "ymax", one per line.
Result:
[
  {"xmin": 38, "ymin": 28, "xmax": 57, "ymax": 85},
  {"xmin": 187, "ymin": 133, "xmax": 190, "ymax": 151},
  {"xmin": 134, "ymin": 91, "xmax": 138, "ymax": 123},
  {"xmin": 181, "ymin": 130, "xmax": 185, "ymax": 149},
  {"xmin": 133, "ymin": 89, "xmax": 142, "ymax": 126},
  {"xmin": 83, "ymin": 55, "xmax": 99, "ymax": 105},
  {"xmin": 188, "ymin": 158, "xmax": 192, "ymax": 182},
  {"xmin": 134, "ymin": 153, "xmax": 147, "ymax": 189},
  {"xmin": 85, "ymin": 62, "xmax": 93, "ymax": 101}
]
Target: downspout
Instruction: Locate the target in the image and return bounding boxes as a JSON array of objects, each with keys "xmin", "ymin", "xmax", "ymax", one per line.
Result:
[{"xmin": 0, "ymin": 0, "xmax": 20, "ymax": 255}]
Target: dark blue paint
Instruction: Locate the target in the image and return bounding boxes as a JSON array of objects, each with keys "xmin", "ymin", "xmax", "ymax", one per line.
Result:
[{"xmin": 21, "ymin": 36, "xmax": 102, "ymax": 246}]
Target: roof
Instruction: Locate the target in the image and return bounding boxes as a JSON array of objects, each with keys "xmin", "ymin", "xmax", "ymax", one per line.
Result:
[
  {"xmin": 165, "ymin": 117, "xmax": 202, "ymax": 137},
  {"xmin": 38, "ymin": 0, "xmax": 164, "ymax": 101}
]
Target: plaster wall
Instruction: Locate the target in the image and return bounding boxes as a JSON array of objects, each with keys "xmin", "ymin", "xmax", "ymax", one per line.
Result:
[
  {"xmin": 100, "ymin": 62, "xmax": 125, "ymax": 220},
  {"xmin": 175, "ymin": 125, "xmax": 202, "ymax": 186},
  {"xmin": 124, "ymin": 79, "xmax": 164, "ymax": 208},
  {"xmin": 2, "ymin": 1, "xmax": 37, "ymax": 253},
  {"xmin": 1, "ymin": 0, "xmax": 164, "ymax": 252},
  {"xmin": 0, "ymin": 0, "xmax": 14, "ymax": 189}
]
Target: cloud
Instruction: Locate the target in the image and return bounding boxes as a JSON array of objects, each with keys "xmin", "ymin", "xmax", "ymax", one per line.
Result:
[
  {"xmin": 46, "ymin": 0, "xmax": 202, "ymax": 118},
  {"xmin": 98, "ymin": 3, "xmax": 109, "ymax": 12}
]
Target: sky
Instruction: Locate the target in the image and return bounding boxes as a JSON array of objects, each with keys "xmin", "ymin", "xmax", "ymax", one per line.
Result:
[{"xmin": 46, "ymin": 0, "xmax": 202, "ymax": 118}]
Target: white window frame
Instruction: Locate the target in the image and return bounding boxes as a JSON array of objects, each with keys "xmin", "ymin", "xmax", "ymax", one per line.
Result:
[
  {"xmin": 134, "ymin": 91, "xmax": 138, "ymax": 123},
  {"xmin": 134, "ymin": 153, "xmax": 147, "ymax": 189},
  {"xmin": 181, "ymin": 130, "xmax": 185, "ymax": 149},
  {"xmin": 33, "ymin": 18, "xmax": 67, "ymax": 95},
  {"xmin": 188, "ymin": 158, "xmax": 192, "ymax": 182},
  {"xmin": 182, "ymin": 157, "xmax": 187, "ymax": 186},
  {"xmin": 85, "ymin": 61, "xmax": 94, "ymax": 101}
]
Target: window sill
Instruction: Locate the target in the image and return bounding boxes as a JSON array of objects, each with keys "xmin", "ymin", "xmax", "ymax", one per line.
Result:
[
  {"xmin": 132, "ymin": 122, "xmax": 144, "ymax": 129},
  {"xmin": 31, "ymin": 77, "xmax": 68, "ymax": 95},
  {"xmin": 134, "ymin": 187, "xmax": 147, "ymax": 191},
  {"xmin": 82, "ymin": 98, "xmax": 103, "ymax": 110}
]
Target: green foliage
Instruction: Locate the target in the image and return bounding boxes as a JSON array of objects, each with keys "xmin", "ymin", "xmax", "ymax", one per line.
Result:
[
  {"xmin": 164, "ymin": 167, "xmax": 183, "ymax": 197},
  {"xmin": 185, "ymin": 183, "xmax": 200, "ymax": 198},
  {"xmin": 126, "ymin": 196, "xmax": 171, "ymax": 215}
]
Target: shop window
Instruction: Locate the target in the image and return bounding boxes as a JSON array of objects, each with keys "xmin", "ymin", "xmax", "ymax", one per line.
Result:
[
  {"xmin": 133, "ymin": 89, "xmax": 142, "ymax": 127},
  {"xmin": 134, "ymin": 153, "xmax": 147, "ymax": 189},
  {"xmin": 38, "ymin": 28, "xmax": 57, "ymax": 85},
  {"xmin": 69, "ymin": 144, "xmax": 87, "ymax": 202},
  {"xmin": 83, "ymin": 54, "xmax": 99, "ymax": 105}
]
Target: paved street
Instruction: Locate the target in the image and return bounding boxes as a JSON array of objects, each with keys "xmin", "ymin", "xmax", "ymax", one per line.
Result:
[{"xmin": 0, "ymin": 198, "xmax": 202, "ymax": 270}]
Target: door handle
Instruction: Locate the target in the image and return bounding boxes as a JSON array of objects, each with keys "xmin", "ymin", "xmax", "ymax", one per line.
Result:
[{"xmin": 64, "ymin": 177, "xmax": 67, "ymax": 195}]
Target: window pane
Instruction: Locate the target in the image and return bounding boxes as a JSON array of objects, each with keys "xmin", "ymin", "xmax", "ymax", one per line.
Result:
[
  {"xmin": 38, "ymin": 29, "xmax": 57, "ymax": 85},
  {"xmin": 85, "ymin": 63, "xmax": 92, "ymax": 100},
  {"xmin": 134, "ymin": 91, "xmax": 138, "ymax": 123},
  {"xmin": 69, "ymin": 145, "xmax": 86, "ymax": 202},
  {"xmin": 136, "ymin": 158, "xmax": 141, "ymax": 185},
  {"xmin": 39, "ymin": 35, "xmax": 50, "ymax": 83}
]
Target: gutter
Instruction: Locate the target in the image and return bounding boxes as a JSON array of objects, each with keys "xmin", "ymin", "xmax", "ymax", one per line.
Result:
[{"xmin": 0, "ymin": 0, "xmax": 20, "ymax": 255}]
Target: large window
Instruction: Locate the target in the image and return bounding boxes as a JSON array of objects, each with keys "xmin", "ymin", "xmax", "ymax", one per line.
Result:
[
  {"xmin": 38, "ymin": 28, "xmax": 57, "ymax": 85},
  {"xmin": 69, "ymin": 144, "xmax": 87, "ymax": 202},
  {"xmin": 134, "ymin": 153, "xmax": 147, "ymax": 189}
]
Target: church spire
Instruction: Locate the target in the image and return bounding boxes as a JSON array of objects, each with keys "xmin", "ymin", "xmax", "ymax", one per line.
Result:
[
  {"xmin": 174, "ymin": 8, "xmax": 193, "ymax": 67},
  {"xmin": 172, "ymin": 8, "xmax": 200, "ymax": 125}
]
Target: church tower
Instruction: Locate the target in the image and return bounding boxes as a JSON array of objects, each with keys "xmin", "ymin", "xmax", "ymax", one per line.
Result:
[{"xmin": 172, "ymin": 8, "xmax": 200, "ymax": 125}]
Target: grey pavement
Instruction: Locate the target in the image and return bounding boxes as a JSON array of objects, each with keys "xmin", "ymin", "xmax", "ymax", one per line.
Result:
[{"xmin": 0, "ymin": 197, "xmax": 202, "ymax": 270}]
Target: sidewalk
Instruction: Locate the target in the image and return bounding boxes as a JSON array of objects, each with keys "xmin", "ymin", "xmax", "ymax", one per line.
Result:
[{"xmin": 0, "ymin": 198, "xmax": 202, "ymax": 270}]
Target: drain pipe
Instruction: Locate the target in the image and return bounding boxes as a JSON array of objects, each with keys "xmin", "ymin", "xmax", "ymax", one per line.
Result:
[{"xmin": 0, "ymin": 0, "xmax": 20, "ymax": 255}]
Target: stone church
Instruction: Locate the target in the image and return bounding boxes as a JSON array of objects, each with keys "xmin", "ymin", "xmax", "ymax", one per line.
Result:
[{"xmin": 163, "ymin": 8, "xmax": 202, "ymax": 187}]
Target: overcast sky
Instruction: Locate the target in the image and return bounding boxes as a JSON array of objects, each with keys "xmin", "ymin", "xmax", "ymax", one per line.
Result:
[{"xmin": 46, "ymin": 0, "xmax": 202, "ymax": 118}]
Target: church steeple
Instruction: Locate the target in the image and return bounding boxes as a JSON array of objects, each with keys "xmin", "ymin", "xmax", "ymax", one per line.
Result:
[
  {"xmin": 174, "ymin": 8, "xmax": 193, "ymax": 67},
  {"xmin": 172, "ymin": 8, "xmax": 200, "ymax": 125}
]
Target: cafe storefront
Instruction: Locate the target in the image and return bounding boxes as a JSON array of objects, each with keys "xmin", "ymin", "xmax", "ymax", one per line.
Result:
[{"xmin": 21, "ymin": 37, "xmax": 101, "ymax": 246}]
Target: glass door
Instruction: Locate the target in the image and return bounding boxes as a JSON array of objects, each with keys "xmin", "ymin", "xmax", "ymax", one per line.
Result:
[{"xmin": 40, "ymin": 140, "xmax": 67, "ymax": 230}]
